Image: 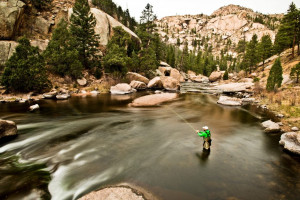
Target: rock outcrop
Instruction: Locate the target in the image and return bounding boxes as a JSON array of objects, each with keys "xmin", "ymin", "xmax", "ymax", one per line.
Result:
[
  {"xmin": 126, "ymin": 72, "xmax": 149, "ymax": 84},
  {"xmin": 279, "ymin": 132, "xmax": 300, "ymax": 155},
  {"xmin": 110, "ymin": 83, "xmax": 136, "ymax": 95},
  {"xmin": 0, "ymin": 119, "xmax": 17, "ymax": 139},
  {"xmin": 0, "ymin": 0, "xmax": 25, "ymax": 39},
  {"xmin": 130, "ymin": 93, "xmax": 178, "ymax": 107},
  {"xmin": 217, "ymin": 96, "xmax": 242, "ymax": 106},
  {"xmin": 0, "ymin": 41, "xmax": 18, "ymax": 65},
  {"xmin": 68, "ymin": 8, "xmax": 140, "ymax": 46},
  {"xmin": 261, "ymin": 120, "xmax": 281, "ymax": 133}
]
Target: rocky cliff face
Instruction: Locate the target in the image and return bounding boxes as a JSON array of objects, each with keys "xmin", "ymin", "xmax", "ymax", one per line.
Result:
[
  {"xmin": 0, "ymin": 0, "xmax": 139, "ymax": 65},
  {"xmin": 155, "ymin": 4, "xmax": 283, "ymax": 57}
]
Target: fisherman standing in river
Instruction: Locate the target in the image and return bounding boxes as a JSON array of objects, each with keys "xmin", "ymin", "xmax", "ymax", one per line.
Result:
[{"xmin": 196, "ymin": 126, "xmax": 212, "ymax": 151}]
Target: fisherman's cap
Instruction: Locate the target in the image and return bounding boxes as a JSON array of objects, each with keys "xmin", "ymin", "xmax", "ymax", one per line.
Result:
[{"xmin": 203, "ymin": 126, "xmax": 208, "ymax": 130}]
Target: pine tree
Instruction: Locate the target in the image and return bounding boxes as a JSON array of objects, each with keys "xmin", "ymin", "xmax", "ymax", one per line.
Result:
[
  {"xmin": 266, "ymin": 58, "xmax": 283, "ymax": 91},
  {"xmin": 290, "ymin": 63, "xmax": 300, "ymax": 83},
  {"xmin": 258, "ymin": 34, "xmax": 273, "ymax": 69},
  {"xmin": 139, "ymin": 46, "xmax": 157, "ymax": 77},
  {"xmin": 70, "ymin": 0, "xmax": 100, "ymax": 68},
  {"xmin": 1, "ymin": 37, "xmax": 50, "ymax": 92},
  {"xmin": 44, "ymin": 19, "xmax": 83, "ymax": 79},
  {"xmin": 223, "ymin": 70, "xmax": 229, "ymax": 80},
  {"xmin": 140, "ymin": 3, "xmax": 156, "ymax": 33},
  {"xmin": 274, "ymin": 3, "xmax": 300, "ymax": 57},
  {"xmin": 244, "ymin": 34, "xmax": 259, "ymax": 74}
]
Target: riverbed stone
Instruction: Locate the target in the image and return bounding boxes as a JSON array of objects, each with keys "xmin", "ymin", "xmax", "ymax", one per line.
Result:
[
  {"xmin": 0, "ymin": 119, "xmax": 17, "ymax": 139},
  {"xmin": 279, "ymin": 132, "xmax": 300, "ymax": 155},
  {"xmin": 43, "ymin": 90, "xmax": 58, "ymax": 99},
  {"xmin": 215, "ymin": 82, "xmax": 254, "ymax": 93},
  {"xmin": 130, "ymin": 93, "xmax": 178, "ymax": 107},
  {"xmin": 147, "ymin": 77, "xmax": 164, "ymax": 89},
  {"xmin": 130, "ymin": 81, "xmax": 147, "ymax": 90},
  {"xmin": 217, "ymin": 96, "xmax": 242, "ymax": 106},
  {"xmin": 209, "ymin": 71, "xmax": 222, "ymax": 82},
  {"xmin": 161, "ymin": 76, "xmax": 180, "ymax": 91},
  {"xmin": 56, "ymin": 94, "xmax": 70, "ymax": 100},
  {"xmin": 262, "ymin": 120, "xmax": 281, "ymax": 133},
  {"xmin": 126, "ymin": 72, "xmax": 149, "ymax": 84},
  {"xmin": 291, "ymin": 127, "xmax": 299, "ymax": 132},
  {"xmin": 110, "ymin": 83, "xmax": 136, "ymax": 95}
]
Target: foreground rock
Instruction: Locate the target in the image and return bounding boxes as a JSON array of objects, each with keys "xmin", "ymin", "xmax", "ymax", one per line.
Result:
[
  {"xmin": 262, "ymin": 120, "xmax": 281, "ymax": 133},
  {"xmin": 130, "ymin": 93, "xmax": 177, "ymax": 107},
  {"xmin": 79, "ymin": 187, "xmax": 144, "ymax": 200},
  {"xmin": 147, "ymin": 77, "xmax": 163, "ymax": 89},
  {"xmin": 215, "ymin": 82, "xmax": 253, "ymax": 93},
  {"xmin": 127, "ymin": 72, "xmax": 149, "ymax": 84},
  {"xmin": 217, "ymin": 96, "xmax": 242, "ymax": 106},
  {"xmin": 279, "ymin": 132, "xmax": 300, "ymax": 155},
  {"xmin": 0, "ymin": 119, "xmax": 17, "ymax": 139},
  {"xmin": 161, "ymin": 77, "xmax": 180, "ymax": 91},
  {"xmin": 130, "ymin": 81, "xmax": 147, "ymax": 90},
  {"xmin": 110, "ymin": 83, "xmax": 136, "ymax": 95},
  {"xmin": 209, "ymin": 71, "xmax": 222, "ymax": 82}
]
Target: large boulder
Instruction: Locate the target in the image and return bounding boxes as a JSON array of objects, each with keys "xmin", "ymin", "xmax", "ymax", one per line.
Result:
[
  {"xmin": 261, "ymin": 120, "xmax": 281, "ymax": 133},
  {"xmin": 126, "ymin": 72, "xmax": 149, "ymax": 84},
  {"xmin": 130, "ymin": 93, "xmax": 178, "ymax": 107},
  {"xmin": 217, "ymin": 96, "xmax": 242, "ymax": 106},
  {"xmin": 147, "ymin": 77, "xmax": 163, "ymax": 89},
  {"xmin": 161, "ymin": 77, "xmax": 180, "ymax": 91},
  {"xmin": 68, "ymin": 8, "xmax": 140, "ymax": 46},
  {"xmin": 130, "ymin": 81, "xmax": 147, "ymax": 90},
  {"xmin": 209, "ymin": 71, "xmax": 222, "ymax": 82},
  {"xmin": 0, "ymin": 0, "xmax": 25, "ymax": 39},
  {"xmin": 0, "ymin": 119, "xmax": 17, "ymax": 139},
  {"xmin": 0, "ymin": 41, "xmax": 18, "ymax": 65},
  {"xmin": 279, "ymin": 132, "xmax": 300, "ymax": 155},
  {"xmin": 158, "ymin": 67, "xmax": 185, "ymax": 82},
  {"xmin": 215, "ymin": 82, "xmax": 254, "ymax": 93},
  {"xmin": 110, "ymin": 83, "xmax": 136, "ymax": 95}
]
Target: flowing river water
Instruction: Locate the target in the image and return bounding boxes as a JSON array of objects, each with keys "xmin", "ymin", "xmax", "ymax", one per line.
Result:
[{"xmin": 0, "ymin": 85, "xmax": 300, "ymax": 200}]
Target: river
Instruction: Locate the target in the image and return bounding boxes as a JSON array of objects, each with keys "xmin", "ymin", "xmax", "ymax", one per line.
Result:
[{"xmin": 0, "ymin": 87, "xmax": 300, "ymax": 200}]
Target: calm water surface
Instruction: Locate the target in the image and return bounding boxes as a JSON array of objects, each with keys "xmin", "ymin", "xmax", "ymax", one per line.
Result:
[{"xmin": 0, "ymin": 91, "xmax": 299, "ymax": 200}]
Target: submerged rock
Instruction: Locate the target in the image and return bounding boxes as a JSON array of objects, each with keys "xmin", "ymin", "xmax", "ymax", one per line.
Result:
[
  {"xmin": 279, "ymin": 132, "xmax": 300, "ymax": 155},
  {"xmin": 0, "ymin": 119, "xmax": 17, "ymax": 139},
  {"xmin": 130, "ymin": 93, "xmax": 178, "ymax": 107},
  {"xmin": 261, "ymin": 120, "xmax": 281, "ymax": 133},
  {"xmin": 110, "ymin": 83, "xmax": 136, "ymax": 95},
  {"xmin": 217, "ymin": 96, "xmax": 242, "ymax": 106},
  {"xmin": 29, "ymin": 104, "xmax": 40, "ymax": 111}
]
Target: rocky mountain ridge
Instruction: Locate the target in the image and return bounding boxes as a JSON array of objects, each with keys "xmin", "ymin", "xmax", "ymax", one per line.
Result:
[{"xmin": 155, "ymin": 4, "xmax": 283, "ymax": 57}]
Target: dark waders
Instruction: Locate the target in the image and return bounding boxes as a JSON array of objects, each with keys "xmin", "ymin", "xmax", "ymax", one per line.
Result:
[{"xmin": 203, "ymin": 136, "xmax": 212, "ymax": 150}]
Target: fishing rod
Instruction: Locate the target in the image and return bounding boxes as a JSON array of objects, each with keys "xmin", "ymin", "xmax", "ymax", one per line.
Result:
[{"xmin": 166, "ymin": 105, "xmax": 198, "ymax": 132}]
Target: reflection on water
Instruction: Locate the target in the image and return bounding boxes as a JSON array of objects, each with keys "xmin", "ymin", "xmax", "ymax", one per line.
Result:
[{"xmin": 0, "ymin": 92, "xmax": 300, "ymax": 200}]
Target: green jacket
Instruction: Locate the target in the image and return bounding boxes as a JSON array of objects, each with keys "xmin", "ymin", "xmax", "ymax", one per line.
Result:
[{"xmin": 197, "ymin": 130, "xmax": 211, "ymax": 138}]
